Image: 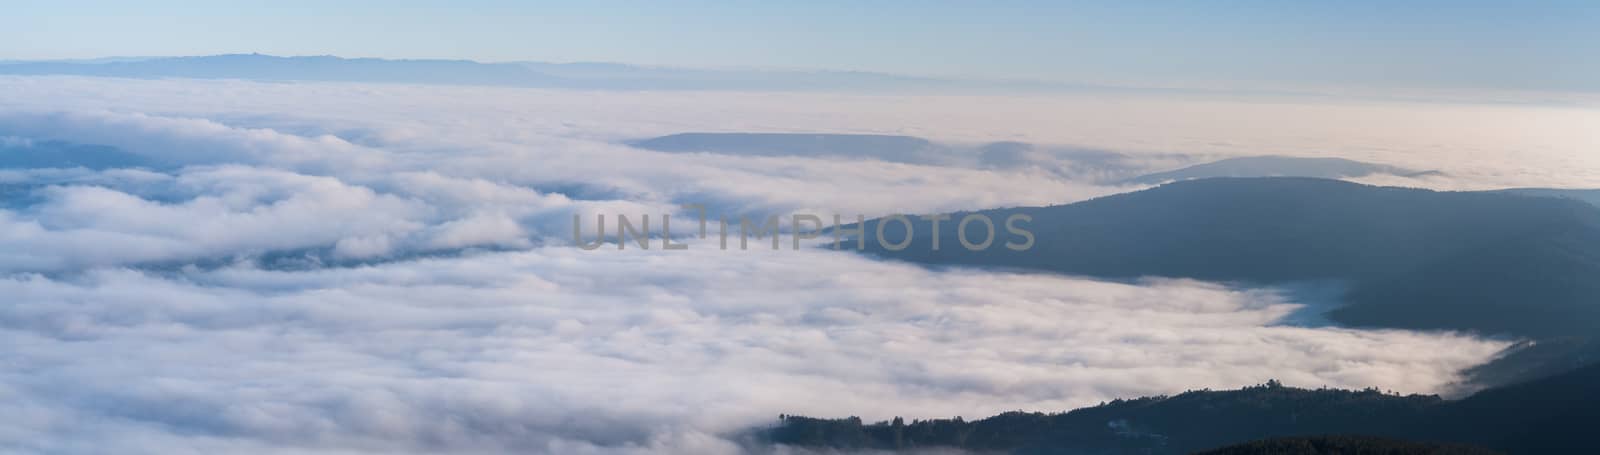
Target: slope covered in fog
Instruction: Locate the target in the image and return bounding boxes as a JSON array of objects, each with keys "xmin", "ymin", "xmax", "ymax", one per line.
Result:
[
  {"xmin": 628, "ymin": 132, "xmax": 1165, "ymax": 179},
  {"xmin": 628, "ymin": 132, "xmax": 946, "ymax": 163},
  {"xmin": 628, "ymin": 133, "xmax": 1449, "ymax": 184},
  {"xmin": 852, "ymin": 177, "xmax": 1600, "ymax": 337},
  {"xmin": 1121, "ymin": 155, "xmax": 1429, "ymax": 184}
]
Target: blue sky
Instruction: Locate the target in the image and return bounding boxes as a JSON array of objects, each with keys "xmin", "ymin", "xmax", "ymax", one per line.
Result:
[{"xmin": 4, "ymin": 0, "xmax": 1597, "ymax": 91}]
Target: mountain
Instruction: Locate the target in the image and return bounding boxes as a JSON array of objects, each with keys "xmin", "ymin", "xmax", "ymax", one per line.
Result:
[
  {"xmin": 1454, "ymin": 337, "xmax": 1600, "ymax": 393},
  {"xmin": 0, "ymin": 54, "xmax": 1125, "ymax": 93},
  {"xmin": 627, "ymin": 133, "xmax": 1164, "ymax": 180},
  {"xmin": 515, "ymin": 61, "xmax": 963, "ymax": 91},
  {"xmin": 1496, "ymin": 188, "xmax": 1600, "ymax": 208},
  {"xmin": 761, "ymin": 362, "xmax": 1600, "ymax": 454},
  {"xmin": 846, "ymin": 177, "xmax": 1600, "ymax": 338},
  {"xmin": 0, "ymin": 54, "xmax": 561, "ymax": 86},
  {"xmin": 629, "ymin": 138, "xmax": 1445, "ymax": 185},
  {"xmin": 628, "ymin": 133, "xmax": 948, "ymax": 164},
  {"xmin": 1432, "ymin": 358, "xmax": 1600, "ymax": 452},
  {"xmin": 1198, "ymin": 436, "xmax": 1502, "ymax": 455},
  {"xmin": 1121, "ymin": 156, "xmax": 1430, "ymax": 185}
]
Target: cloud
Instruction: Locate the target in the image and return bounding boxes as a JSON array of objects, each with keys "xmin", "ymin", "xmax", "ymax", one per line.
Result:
[
  {"xmin": 4, "ymin": 75, "xmax": 1595, "ymax": 191},
  {"xmin": 0, "ymin": 245, "xmax": 1508, "ymax": 454},
  {"xmin": 0, "ymin": 75, "xmax": 1581, "ymax": 453}
]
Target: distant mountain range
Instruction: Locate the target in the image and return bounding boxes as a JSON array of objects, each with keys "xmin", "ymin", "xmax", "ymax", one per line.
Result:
[
  {"xmin": 849, "ymin": 178, "xmax": 1600, "ymax": 339},
  {"xmin": 1118, "ymin": 155, "xmax": 1437, "ymax": 185},
  {"xmin": 0, "ymin": 54, "xmax": 561, "ymax": 86},
  {"xmin": 628, "ymin": 132, "xmax": 1170, "ymax": 182},
  {"xmin": 763, "ymin": 360, "xmax": 1600, "ymax": 453},
  {"xmin": 629, "ymin": 132, "xmax": 947, "ymax": 164},
  {"xmin": 0, "ymin": 54, "xmax": 1132, "ymax": 93},
  {"xmin": 628, "ymin": 132, "xmax": 1439, "ymax": 184}
]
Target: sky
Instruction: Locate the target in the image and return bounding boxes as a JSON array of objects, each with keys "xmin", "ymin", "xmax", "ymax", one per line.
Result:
[{"xmin": 4, "ymin": 0, "xmax": 1598, "ymax": 91}]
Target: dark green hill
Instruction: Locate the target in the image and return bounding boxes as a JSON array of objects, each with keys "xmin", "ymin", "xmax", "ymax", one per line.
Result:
[
  {"xmin": 849, "ymin": 178, "xmax": 1600, "ymax": 338},
  {"xmin": 762, "ymin": 363, "xmax": 1600, "ymax": 454},
  {"xmin": 1197, "ymin": 435, "xmax": 1501, "ymax": 455}
]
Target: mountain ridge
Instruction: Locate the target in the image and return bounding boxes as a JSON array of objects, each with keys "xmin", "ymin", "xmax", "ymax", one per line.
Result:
[
  {"xmin": 762, "ymin": 361, "xmax": 1600, "ymax": 454},
  {"xmin": 848, "ymin": 177, "xmax": 1600, "ymax": 338}
]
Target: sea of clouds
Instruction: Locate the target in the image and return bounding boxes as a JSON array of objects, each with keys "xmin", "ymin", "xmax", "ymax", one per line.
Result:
[{"xmin": 2, "ymin": 75, "xmax": 1593, "ymax": 453}]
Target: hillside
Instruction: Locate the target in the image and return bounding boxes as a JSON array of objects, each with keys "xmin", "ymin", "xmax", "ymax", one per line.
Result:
[
  {"xmin": 1197, "ymin": 436, "xmax": 1501, "ymax": 455},
  {"xmin": 628, "ymin": 132, "xmax": 945, "ymax": 163},
  {"xmin": 1120, "ymin": 156, "xmax": 1428, "ymax": 185},
  {"xmin": 849, "ymin": 178, "xmax": 1600, "ymax": 337},
  {"xmin": 762, "ymin": 363, "xmax": 1600, "ymax": 453}
]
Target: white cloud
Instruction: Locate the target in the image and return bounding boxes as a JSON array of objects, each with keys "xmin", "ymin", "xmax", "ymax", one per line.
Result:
[
  {"xmin": 0, "ymin": 245, "xmax": 1509, "ymax": 454},
  {"xmin": 0, "ymin": 75, "xmax": 1583, "ymax": 453},
  {"xmin": 4, "ymin": 75, "xmax": 1596, "ymax": 190}
]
